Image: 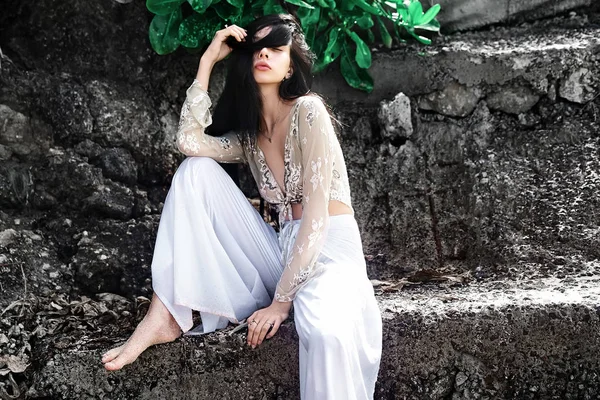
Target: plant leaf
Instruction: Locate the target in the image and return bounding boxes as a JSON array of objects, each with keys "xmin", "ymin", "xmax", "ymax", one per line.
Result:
[
  {"xmin": 419, "ymin": 4, "xmax": 440, "ymax": 25},
  {"xmin": 213, "ymin": 1, "xmax": 243, "ymax": 21},
  {"xmin": 226, "ymin": 0, "xmax": 244, "ymax": 8},
  {"xmin": 146, "ymin": 0, "xmax": 186, "ymax": 15},
  {"xmin": 356, "ymin": 14, "xmax": 374, "ymax": 29},
  {"xmin": 376, "ymin": 16, "xmax": 392, "ymax": 48},
  {"xmin": 340, "ymin": 40, "xmax": 373, "ymax": 92},
  {"xmin": 297, "ymin": 4, "xmax": 320, "ymax": 26},
  {"xmin": 348, "ymin": 31, "xmax": 371, "ymax": 69},
  {"xmin": 149, "ymin": 9, "xmax": 182, "ymax": 54},
  {"xmin": 347, "ymin": 0, "xmax": 380, "ymax": 15},
  {"xmin": 187, "ymin": 0, "xmax": 212, "ymax": 13},
  {"xmin": 263, "ymin": 0, "xmax": 287, "ymax": 14},
  {"xmin": 415, "ymin": 19, "xmax": 440, "ymax": 32},
  {"xmin": 298, "ymin": 7, "xmax": 320, "ymax": 47},
  {"xmin": 323, "ymin": 27, "xmax": 342, "ymax": 64},
  {"xmin": 408, "ymin": 0, "xmax": 423, "ymax": 25},
  {"xmin": 179, "ymin": 11, "xmax": 221, "ymax": 48},
  {"xmin": 408, "ymin": 28, "xmax": 431, "ymax": 45},
  {"xmin": 284, "ymin": 0, "xmax": 315, "ymax": 9},
  {"xmin": 315, "ymin": 0, "xmax": 332, "ymax": 7}
]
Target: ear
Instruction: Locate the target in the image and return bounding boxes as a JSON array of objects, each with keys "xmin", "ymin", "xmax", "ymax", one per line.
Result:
[{"xmin": 286, "ymin": 66, "xmax": 293, "ymax": 79}]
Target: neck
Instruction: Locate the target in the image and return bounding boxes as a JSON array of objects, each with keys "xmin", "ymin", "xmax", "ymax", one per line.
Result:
[{"xmin": 259, "ymin": 84, "xmax": 286, "ymax": 132}]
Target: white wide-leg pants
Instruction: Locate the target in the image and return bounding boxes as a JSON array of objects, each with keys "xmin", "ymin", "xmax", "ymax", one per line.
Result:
[{"xmin": 151, "ymin": 157, "xmax": 382, "ymax": 399}]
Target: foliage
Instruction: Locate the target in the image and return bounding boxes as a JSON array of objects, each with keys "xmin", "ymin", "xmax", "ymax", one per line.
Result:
[{"xmin": 146, "ymin": 0, "xmax": 441, "ymax": 92}]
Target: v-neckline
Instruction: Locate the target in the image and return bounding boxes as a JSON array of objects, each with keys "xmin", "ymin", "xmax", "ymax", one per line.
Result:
[{"xmin": 256, "ymin": 99, "xmax": 302, "ymax": 198}]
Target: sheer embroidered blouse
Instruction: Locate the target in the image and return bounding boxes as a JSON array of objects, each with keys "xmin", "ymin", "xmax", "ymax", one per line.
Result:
[{"xmin": 177, "ymin": 79, "xmax": 353, "ymax": 302}]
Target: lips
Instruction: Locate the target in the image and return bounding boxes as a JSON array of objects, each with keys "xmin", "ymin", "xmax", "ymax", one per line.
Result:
[{"xmin": 255, "ymin": 61, "xmax": 271, "ymax": 71}]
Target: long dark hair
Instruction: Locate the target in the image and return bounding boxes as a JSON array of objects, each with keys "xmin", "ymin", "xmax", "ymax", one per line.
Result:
[{"xmin": 206, "ymin": 14, "xmax": 316, "ymax": 143}]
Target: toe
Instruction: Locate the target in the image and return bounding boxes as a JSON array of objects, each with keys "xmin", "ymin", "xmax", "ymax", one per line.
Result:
[
  {"xmin": 101, "ymin": 347, "xmax": 123, "ymax": 364},
  {"xmin": 104, "ymin": 358, "xmax": 125, "ymax": 371}
]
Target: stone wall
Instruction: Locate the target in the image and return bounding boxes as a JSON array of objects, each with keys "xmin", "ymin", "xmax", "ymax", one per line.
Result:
[{"xmin": 1, "ymin": 1, "xmax": 599, "ymax": 399}]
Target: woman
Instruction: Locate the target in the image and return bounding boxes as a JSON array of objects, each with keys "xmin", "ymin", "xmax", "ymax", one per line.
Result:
[{"xmin": 101, "ymin": 14, "xmax": 382, "ymax": 399}]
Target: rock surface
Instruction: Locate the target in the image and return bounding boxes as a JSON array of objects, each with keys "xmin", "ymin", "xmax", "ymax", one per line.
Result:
[
  {"xmin": 1, "ymin": 1, "xmax": 600, "ymax": 398},
  {"xmin": 432, "ymin": 0, "xmax": 591, "ymax": 32},
  {"xmin": 28, "ymin": 277, "xmax": 600, "ymax": 399}
]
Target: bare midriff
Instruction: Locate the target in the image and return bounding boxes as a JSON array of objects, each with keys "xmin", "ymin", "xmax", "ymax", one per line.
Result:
[{"xmin": 287, "ymin": 199, "xmax": 353, "ymax": 221}]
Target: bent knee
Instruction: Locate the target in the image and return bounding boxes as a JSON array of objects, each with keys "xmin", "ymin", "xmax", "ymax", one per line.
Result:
[
  {"xmin": 174, "ymin": 157, "xmax": 221, "ymax": 180},
  {"xmin": 180, "ymin": 156, "xmax": 219, "ymax": 170}
]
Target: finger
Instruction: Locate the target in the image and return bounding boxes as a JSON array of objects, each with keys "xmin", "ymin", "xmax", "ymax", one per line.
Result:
[
  {"xmin": 224, "ymin": 26, "xmax": 244, "ymax": 42},
  {"xmin": 249, "ymin": 320, "xmax": 261, "ymax": 347},
  {"xmin": 232, "ymin": 26, "xmax": 247, "ymax": 38},
  {"xmin": 256, "ymin": 321, "xmax": 273, "ymax": 346},
  {"xmin": 265, "ymin": 319, "xmax": 282, "ymax": 339},
  {"xmin": 247, "ymin": 317, "xmax": 260, "ymax": 347}
]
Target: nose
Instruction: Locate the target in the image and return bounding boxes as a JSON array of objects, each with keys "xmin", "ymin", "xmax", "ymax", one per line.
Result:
[{"xmin": 258, "ymin": 47, "xmax": 269, "ymax": 59}]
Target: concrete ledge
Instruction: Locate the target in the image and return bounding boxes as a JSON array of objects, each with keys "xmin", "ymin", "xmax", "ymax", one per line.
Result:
[
  {"xmin": 315, "ymin": 22, "xmax": 600, "ymax": 105},
  {"xmin": 31, "ymin": 276, "xmax": 600, "ymax": 399},
  {"xmin": 433, "ymin": 0, "xmax": 591, "ymax": 33}
]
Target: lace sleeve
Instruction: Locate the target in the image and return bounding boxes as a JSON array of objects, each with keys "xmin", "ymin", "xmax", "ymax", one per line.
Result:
[
  {"xmin": 274, "ymin": 97, "xmax": 335, "ymax": 302},
  {"xmin": 176, "ymin": 79, "xmax": 245, "ymax": 163}
]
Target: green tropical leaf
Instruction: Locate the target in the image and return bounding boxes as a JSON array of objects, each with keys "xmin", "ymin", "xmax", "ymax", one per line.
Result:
[
  {"xmin": 396, "ymin": 7, "xmax": 409, "ymax": 24},
  {"xmin": 298, "ymin": 7, "xmax": 320, "ymax": 47},
  {"xmin": 419, "ymin": 4, "xmax": 441, "ymax": 25},
  {"xmin": 323, "ymin": 27, "xmax": 342, "ymax": 64},
  {"xmin": 262, "ymin": 0, "xmax": 286, "ymax": 14},
  {"xmin": 188, "ymin": 0, "xmax": 212, "ymax": 13},
  {"xmin": 340, "ymin": 40, "xmax": 373, "ymax": 92},
  {"xmin": 376, "ymin": 16, "xmax": 392, "ymax": 48},
  {"xmin": 239, "ymin": 9, "xmax": 256, "ymax": 26},
  {"xmin": 146, "ymin": 0, "xmax": 185, "ymax": 16},
  {"xmin": 355, "ymin": 14, "xmax": 374, "ymax": 29},
  {"xmin": 348, "ymin": 31, "xmax": 371, "ymax": 69},
  {"xmin": 339, "ymin": 1, "xmax": 355, "ymax": 12},
  {"xmin": 297, "ymin": 4, "xmax": 320, "ymax": 25},
  {"xmin": 415, "ymin": 19, "xmax": 440, "ymax": 32},
  {"xmin": 315, "ymin": 0, "xmax": 332, "ymax": 7},
  {"xmin": 366, "ymin": 28, "xmax": 375, "ymax": 43},
  {"xmin": 284, "ymin": 0, "xmax": 315, "ymax": 9},
  {"xmin": 408, "ymin": 1, "xmax": 423, "ymax": 25},
  {"xmin": 408, "ymin": 28, "xmax": 431, "ymax": 45},
  {"xmin": 226, "ymin": 0, "xmax": 244, "ymax": 8},
  {"xmin": 317, "ymin": 13, "xmax": 330, "ymax": 30},
  {"xmin": 149, "ymin": 9, "xmax": 182, "ymax": 54},
  {"xmin": 179, "ymin": 10, "xmax": 221, "ymax": 48},
  {"xmin": 213, "ymin": 1, "xmax": 242, "ymax": 21},
  {"xmin": 347, "ymin": 0, "xmax": 380, "ymax": 15}
]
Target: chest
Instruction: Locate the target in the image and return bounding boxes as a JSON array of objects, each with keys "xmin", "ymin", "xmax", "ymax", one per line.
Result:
[
  {"xmin": 251, "ymin": 121, "xmax": 303, "ymax": 205},
  {"xmin": 257, "ymin": 133, "xmax": 286, "ymax": 191}
]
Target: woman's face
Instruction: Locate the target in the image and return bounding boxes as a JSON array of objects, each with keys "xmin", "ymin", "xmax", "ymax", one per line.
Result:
[{"xmin": 252, "ymin": 26, "xmax": 293, "ymax": 85}]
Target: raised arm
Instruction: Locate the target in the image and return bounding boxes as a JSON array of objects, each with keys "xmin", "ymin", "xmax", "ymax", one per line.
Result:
[
  {"xmin": 176, "ymin": 25, "xmax": 249, "ymax": 162},
  {"xmin": 274, "ymin": 97, "xmax": 335, "ymax": 302}
]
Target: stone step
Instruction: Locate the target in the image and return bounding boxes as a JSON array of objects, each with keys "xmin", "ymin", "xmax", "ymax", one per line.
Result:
[
  {"xmin": 433, "ymin": 0, "xmax": 591, "ymax": 33},
  {"xmin": 315, "ymin": 15, "xmax": 600, "ymax": 105},
  {"xmin": 30, "ymin": 276, "xmax": 600, "ymax": 399}
]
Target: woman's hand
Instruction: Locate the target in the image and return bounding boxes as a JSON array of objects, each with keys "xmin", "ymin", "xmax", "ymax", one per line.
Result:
[
  {"xmin": 201, "ymin": 24, "xmax": 247, "ymax": 66},
  {"xmin": 247, "ymin": 300, "xmax": 292, "ymax": 348}
]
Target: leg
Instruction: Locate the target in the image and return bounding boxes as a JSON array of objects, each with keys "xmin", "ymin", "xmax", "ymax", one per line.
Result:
[
  {"xmin": 294, "ymin": 217, "xmax": 382, "ymax": 399},
  {"xmin": 102, "ymin": 293, "xmax": 180, "ymax": 370},
  {"xmin": 152, "ymin": 157, "xmax": 283, "ymax": 333},
  {"xmin": 103, "ymin": 157, "xmax": 283, "ymax": 371}
]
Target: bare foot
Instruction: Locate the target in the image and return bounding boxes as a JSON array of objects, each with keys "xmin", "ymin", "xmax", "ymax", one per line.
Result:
[{"xmin": 101, "ymin": 294, "xmax": 181, "ymax": 371}]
